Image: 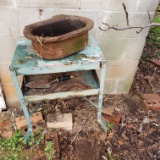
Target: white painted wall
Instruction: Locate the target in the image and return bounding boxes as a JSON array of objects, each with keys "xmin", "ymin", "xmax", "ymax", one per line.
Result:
[{"xmin": 0, "ymin": 0, "xmax": 159, "ymax": 107}]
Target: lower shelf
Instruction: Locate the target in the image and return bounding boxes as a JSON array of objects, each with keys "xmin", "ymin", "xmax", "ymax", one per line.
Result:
[{"xmin": 23, "ymin": 70, "xmax": 100, "ymax": 102}]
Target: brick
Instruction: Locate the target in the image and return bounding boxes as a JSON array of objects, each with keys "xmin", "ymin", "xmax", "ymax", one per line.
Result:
[
  {"xmin": 0, "ymin": 120, "xmax": 14, "ymax": 139},
  {"xmin": 141, "ymin": 94, "xmax": 160, "ymax": 111},
  {"xmin": 102, "ymin": 106, "xmax": 115, "ymax": 115},
  {"xmin": 47, "ymin": 113, "xmax": 72, "ymax": 130},
  {"xmin": 104, "ymin": 0, "xmax": 159, "ymax": 12},
  {"xmin": 102, "ymin": 112, "xmax": 122, "ymax": 125},
  {"xmin": 1, "ymin": 130, "xmax": 14, "ymax": 139},
  {"xmin": 45, "ymin": 131, "xmax": 60, "ymax": 159},
  {"xmin": 16, "ymin": 0, "xmax": 80, "ymax": 9},
  {"xmin": 141, "ymin": 94, "xmax": 160, "ymax": 101},
  {"xmin": 143, "ymin": 100, "xmax": 160, "ymax": 111},
  {"xmin": 0, "ymin": 120, "xmax": 12, "ymax": 130},
  {"xmin": 150, "ymin": 59, "xmax": 160, "ymax": 67},
  {"xmin": 98, "ymin": 38, "xmax": 146, "ymax": 60},
  {"xmin": 15, "ymin": 112, "xmax": 44, "ymax": 134}
]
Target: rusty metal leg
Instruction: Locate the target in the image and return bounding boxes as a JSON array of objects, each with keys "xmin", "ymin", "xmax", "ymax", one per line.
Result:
[
  {"xmin": 9, "ymin": 67, "xmax": 32, "ymax": 142},
  {"xmin": 97, "ymin": 62, "xmax": 108, "ymax": 132}
]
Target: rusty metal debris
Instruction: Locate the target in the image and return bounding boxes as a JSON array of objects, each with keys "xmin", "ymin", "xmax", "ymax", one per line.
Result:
[
  {"xmin": 23, "ymin": 14, "xmax": 94, "ymax": 59},
  {"xmin": 26, "ymin": 75, "xmax": 75, "ymax": 89}
]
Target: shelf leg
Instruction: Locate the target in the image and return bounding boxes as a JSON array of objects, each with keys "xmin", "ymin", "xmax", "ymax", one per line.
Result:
[
  {"xmin": 9, "ymin": 67, "xmax": 32, "ymax": 142},
  {"xmin": 97, "ymin": 62, "xmax": 108, "ymax": 133}
]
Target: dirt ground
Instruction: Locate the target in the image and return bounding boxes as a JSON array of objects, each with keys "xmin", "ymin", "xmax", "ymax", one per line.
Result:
[{"xmin": 0, "ymin": 47, "xmax": 159, "ymax": 159}]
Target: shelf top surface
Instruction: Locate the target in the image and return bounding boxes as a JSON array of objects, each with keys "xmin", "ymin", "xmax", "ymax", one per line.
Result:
[{"xmin": 10, "ymin": 35, "xmax": 106, "ymax": 73}]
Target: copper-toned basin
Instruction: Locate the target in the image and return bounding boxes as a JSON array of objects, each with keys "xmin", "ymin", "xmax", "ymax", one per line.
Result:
[{"xmin": 23, "ymin": 14, "xmax": 94, "ymax": 59}]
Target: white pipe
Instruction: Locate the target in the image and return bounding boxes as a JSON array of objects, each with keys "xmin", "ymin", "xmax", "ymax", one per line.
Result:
[{"xmin": 0, "ymin": 84, "xmax": 6, "ymax": 110}]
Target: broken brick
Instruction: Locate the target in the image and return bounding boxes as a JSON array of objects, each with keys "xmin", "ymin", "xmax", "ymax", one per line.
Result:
[
  {"xmin": 140, "ymin": 94, "xmax": 160, "ymax": 111},
  {"xmin": 102, "ymin": 106, "xmax": 115, "ymax": 116},
  {"xmin": 1, "ymin": 130, "xmax": 14, "ymax": 139},
  {"xmin": 0, "ymin": 120, "xmax": 12, "ymax": 130},
  {"xmin": 143, "ymin": 100, "xmax": 160, "ymax": 111},
  {"xmin": 15, "ymin": 112, "xmax": 44, "ymax": 134},
  {"xmin": 140, "ymin": 93, "xmax": 160, "ymax": 101},
  {"xmin": 102, "ymin": 112, "xmax": 122, "ymax": 125},
  {"xmin": 0, "ymin": 120, "xmax": 14, "ymax": 139}
]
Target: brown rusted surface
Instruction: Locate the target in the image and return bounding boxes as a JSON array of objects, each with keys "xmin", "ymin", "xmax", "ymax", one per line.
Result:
[{"xmin": 23, "ymin": 14, "xmax": 94, "ymax": 59}]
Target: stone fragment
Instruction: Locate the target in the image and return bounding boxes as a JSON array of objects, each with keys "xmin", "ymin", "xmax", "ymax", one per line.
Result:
[{"xmin": 102, "ymin": 112, "xmax": 122, "ymax": 125}]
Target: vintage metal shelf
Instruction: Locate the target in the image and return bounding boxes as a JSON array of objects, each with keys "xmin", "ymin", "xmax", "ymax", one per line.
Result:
[{"xmin": 10, "ymin": 36, "xmax": 107, "ymax": 141}]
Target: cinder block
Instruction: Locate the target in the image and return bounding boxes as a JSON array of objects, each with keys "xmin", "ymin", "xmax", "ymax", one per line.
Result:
[
  {"xmin": 98, "ymin": 38, "xmax": 146, "ymax": 60},
  {"xmin": 18, "ymin": 8, "xmax": 40, "ymax": 36},
  {"xmin": 103, "ymin": 79, "xmax": 117, "ymax": 94},
  {"xmin": 16, "ymin": 0, "xmax": 80, "ymax": 9},
  {"xmin": 0, "ymin": 27, "xmax": 19, "ymax": 38},
  {"xmin": 80, "ymin": 0, "xmax": 106, "ymax": 10},
  {"xmin": 104, "ymin": 0, "xmax": 159, "ymax": 12},
  {"xmin": 0, "ymin": 0, "xmax": 14, "ymax": 7},
  {"xmin": 0, "ymin": 7, "xmax": 18, "ymax": 37},
  {"xmin": 2, "ymin": 84, "xmax": 20, "ymax": 108},
  {"xmin": 43, "ymin": 8, "xmax": 100, "ymax": 22},
  {"xmin": 0, "ymin": 38, "xmax": 17, "ymax": 63},
  {"xmin": 106, "ymin": 60, "xmax": 139, "ymax": 79},
  {"xmin": 116, "ymin": 78, "xmax": 134, "ymax": 94}
]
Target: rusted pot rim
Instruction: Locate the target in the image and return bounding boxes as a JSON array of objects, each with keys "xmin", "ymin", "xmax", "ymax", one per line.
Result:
[{"xmin": 23, "ymin": 14, "xmax": 94, "ymax": 43}]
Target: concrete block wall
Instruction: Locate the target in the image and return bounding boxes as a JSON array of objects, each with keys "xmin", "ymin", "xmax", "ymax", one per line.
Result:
[{"xmin": 0, "ymin": 0, "xmax": 159, "ymax": 107}]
